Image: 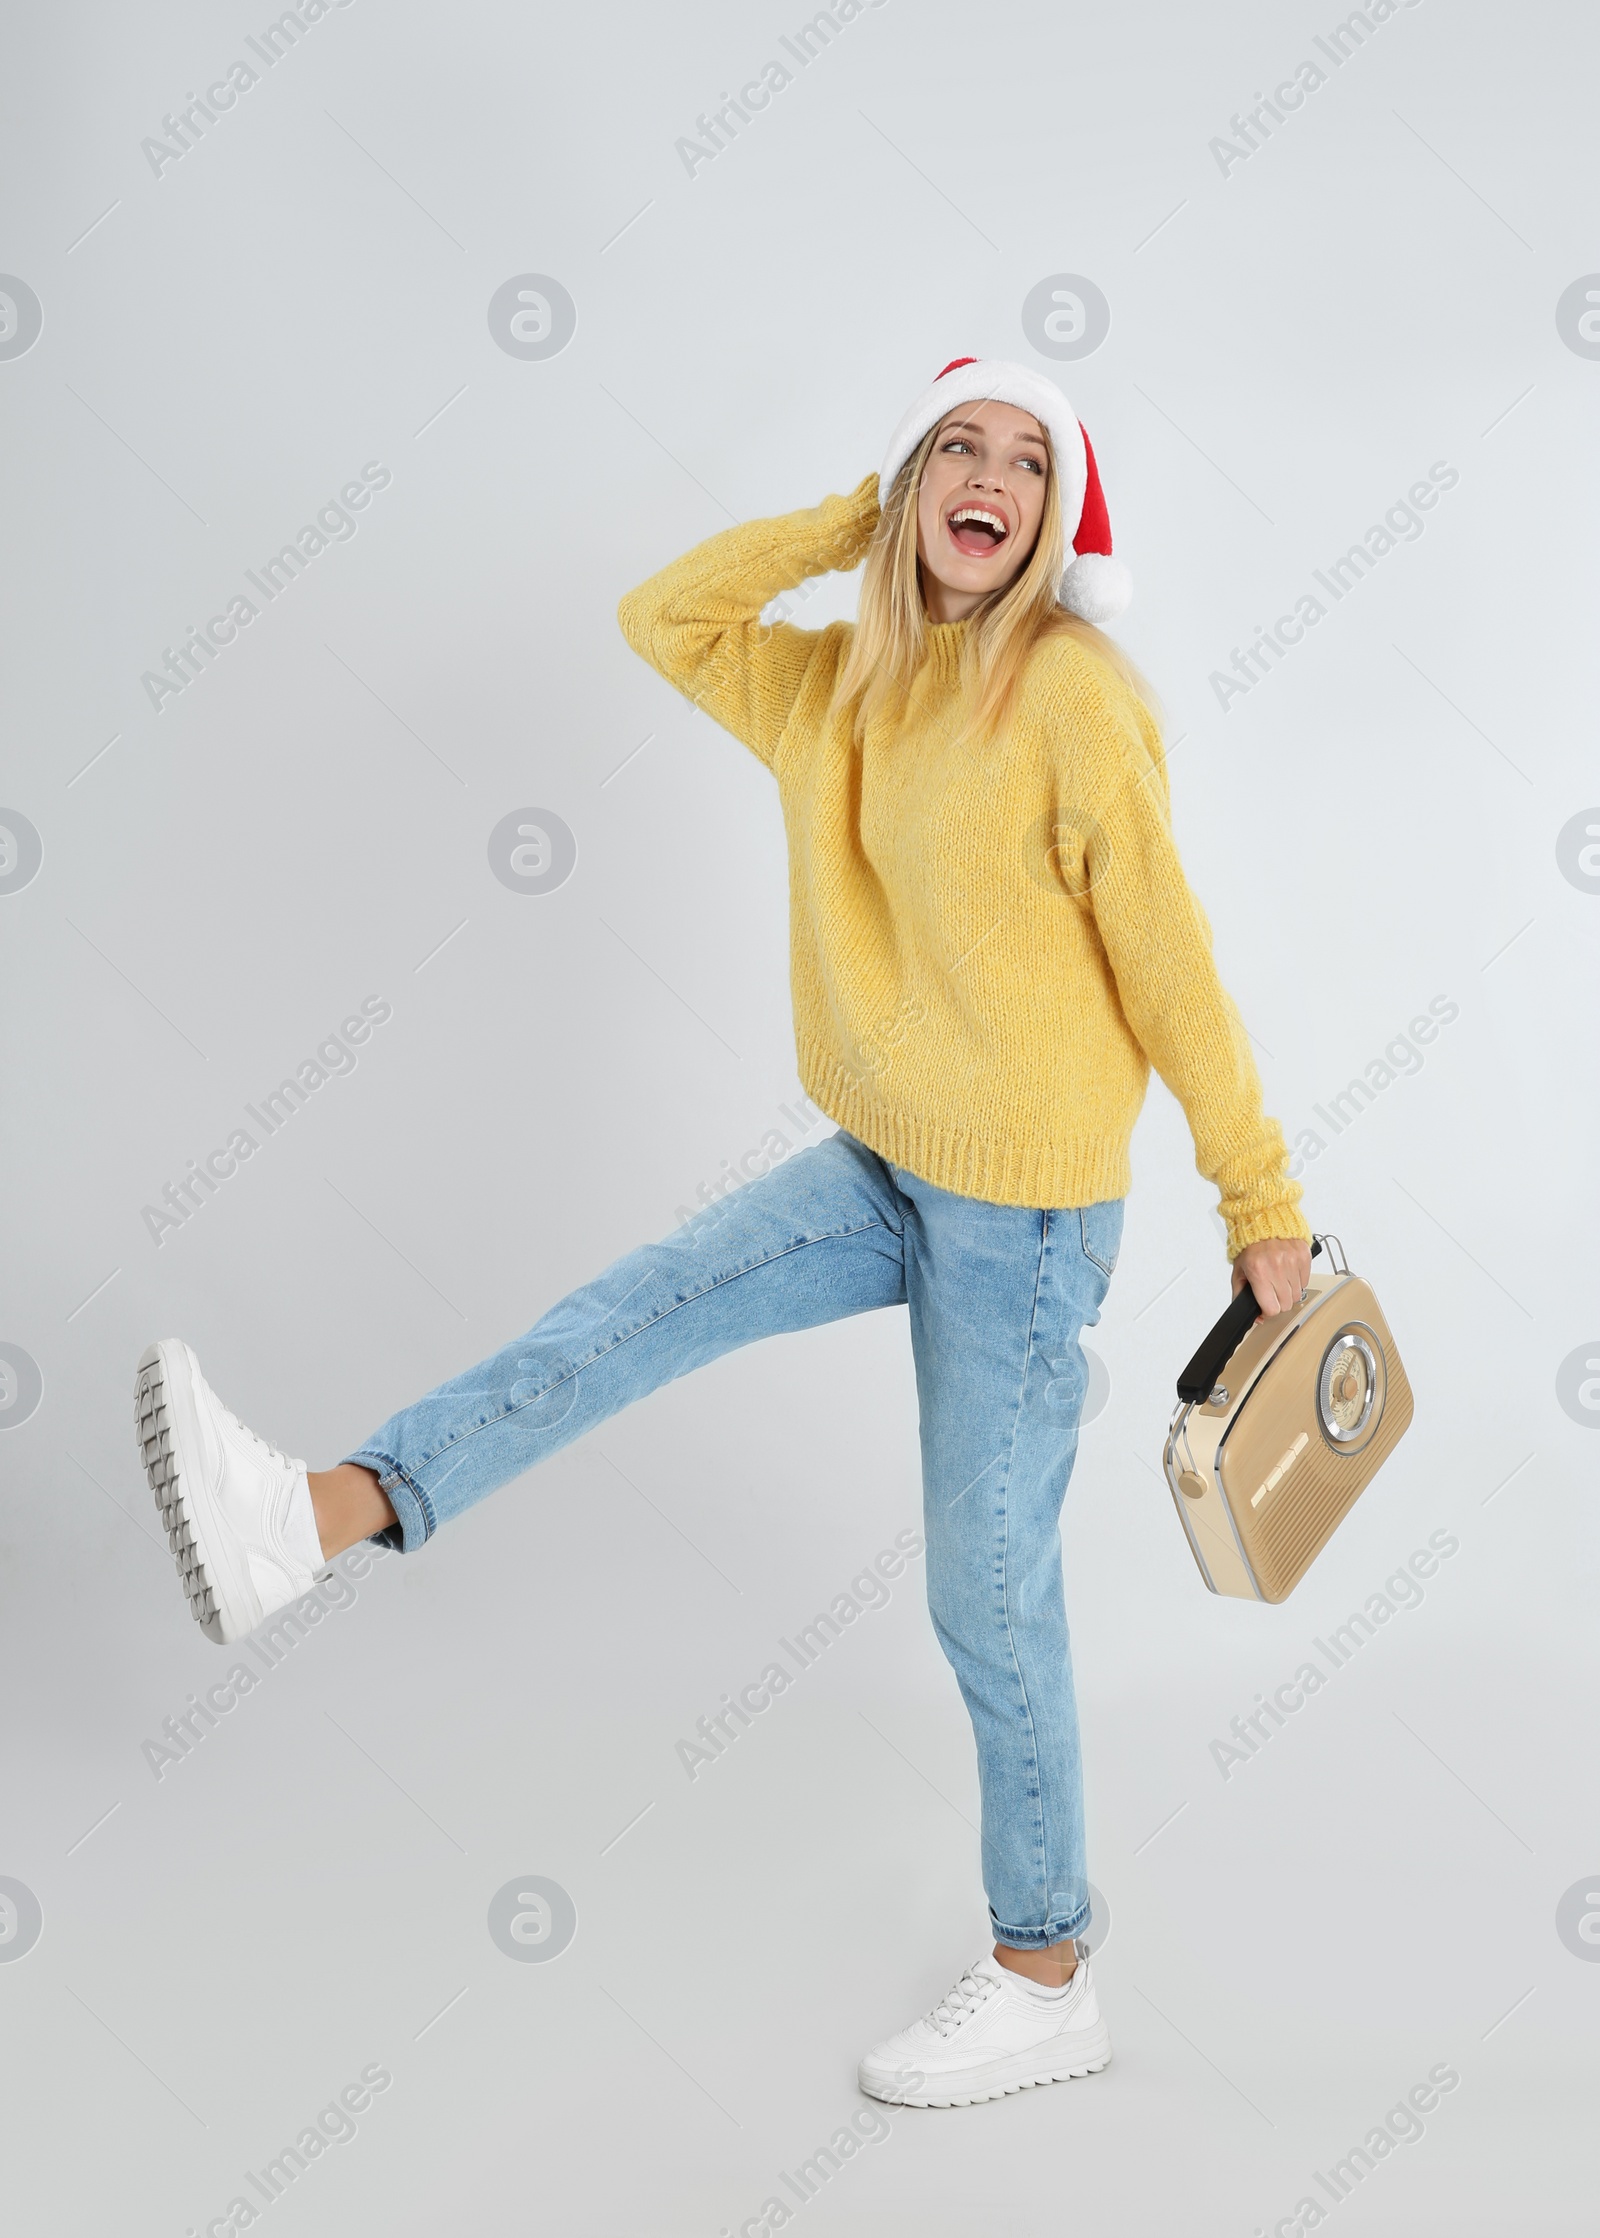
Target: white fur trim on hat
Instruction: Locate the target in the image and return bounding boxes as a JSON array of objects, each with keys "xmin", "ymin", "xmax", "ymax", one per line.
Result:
[
  {"xmin": 878, "ymin": 356, "xmax": 1130, "ymax": 621},
  {"xmin": 1059, "ymin": 551, "xmax": 1133, "ymax": 625}
]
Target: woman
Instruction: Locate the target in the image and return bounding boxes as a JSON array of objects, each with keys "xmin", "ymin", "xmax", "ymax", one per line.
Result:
[{"xmin": 132, "ymin": 357, "xmax": 1311, "ymax": 2109}]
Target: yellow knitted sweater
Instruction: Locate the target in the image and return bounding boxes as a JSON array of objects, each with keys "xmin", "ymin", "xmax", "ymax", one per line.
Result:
[{"xmin": 618, "ymin": 473, "xmax": 1308, "ymax": 1259}]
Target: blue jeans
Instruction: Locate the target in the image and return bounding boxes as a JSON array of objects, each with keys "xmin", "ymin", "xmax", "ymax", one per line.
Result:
[{"xmin": 343, "ymin": 1129, "xmax": 1123, "ymax": 1950}]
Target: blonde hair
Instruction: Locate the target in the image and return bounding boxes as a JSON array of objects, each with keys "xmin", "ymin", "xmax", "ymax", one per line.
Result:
[{"xmin": 828, "ymin": 419, "xmax": 1161, "ymax": 751}]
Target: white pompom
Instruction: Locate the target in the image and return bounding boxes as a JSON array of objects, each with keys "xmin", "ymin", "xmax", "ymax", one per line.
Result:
[{"xmin": 1059, "ymin": 551, "xmax": 1132, "ymax": 624}]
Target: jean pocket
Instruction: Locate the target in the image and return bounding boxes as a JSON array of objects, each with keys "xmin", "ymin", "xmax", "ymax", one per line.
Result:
[{"xmin": 1078, "ymin": 1200, "xmax": 1124, "ymax": 1278}]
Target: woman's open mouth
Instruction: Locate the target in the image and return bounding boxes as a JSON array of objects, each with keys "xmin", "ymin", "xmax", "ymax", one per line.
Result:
[{"xmin": 945, "ymin": 505, "xmax": 1010, "ymax": 558}]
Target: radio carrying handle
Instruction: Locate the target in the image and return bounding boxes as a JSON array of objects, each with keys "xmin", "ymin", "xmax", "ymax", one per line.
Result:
[{"xmin": 1175, "ymin": 1236, "xmax": 1325, "ymax": 1404}]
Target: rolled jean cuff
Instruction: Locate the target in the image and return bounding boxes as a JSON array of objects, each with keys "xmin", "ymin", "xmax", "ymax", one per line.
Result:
[
  {"xmin": 341, "ymin": 1448, "xmax": 432, "ymax": 1554},
  {"xmin": 989, "ymin": 1900, "xmax": 1090, "ymax": 1952}
]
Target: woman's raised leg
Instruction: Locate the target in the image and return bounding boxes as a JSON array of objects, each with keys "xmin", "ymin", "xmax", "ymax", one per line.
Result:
[
  {"xmin": 334, "ymin": 1130, "xmax": 906, "ymax": 1554},
  {"xmin": 135, "ymin": 1133, "xmax": 907, "ymax": 1643}
]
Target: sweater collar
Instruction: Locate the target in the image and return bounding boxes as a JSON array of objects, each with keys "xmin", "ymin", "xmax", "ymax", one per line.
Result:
[{"xmin": 922, "ymin": 617, "xmax": 971, "ymax": 690}]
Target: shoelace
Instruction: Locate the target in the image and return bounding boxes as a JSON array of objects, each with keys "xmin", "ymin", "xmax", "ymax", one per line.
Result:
[
  {"xmin": 925, "ymin": 1966, "xmax": 998, "ymax": 2036},
  {"xmin": 221, "ymin": 1397, "xmax": 293, "ymax": 1473}
]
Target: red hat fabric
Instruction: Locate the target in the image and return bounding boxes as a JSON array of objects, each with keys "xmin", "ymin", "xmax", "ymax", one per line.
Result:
[{"xmin": 878, "ymin": 356, "xmax": 1131, "ymax": 623}]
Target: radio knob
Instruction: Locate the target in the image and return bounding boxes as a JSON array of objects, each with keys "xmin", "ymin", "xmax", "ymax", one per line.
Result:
[{"xmin": 1178, "ymin": 1471, "xmax": 1208, "ymax": 1502}]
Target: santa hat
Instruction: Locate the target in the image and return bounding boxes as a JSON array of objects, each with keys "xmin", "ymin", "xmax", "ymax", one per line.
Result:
[{"xmin": 878, "ymin": 356, "xmax": 1131, "ymax": 624}]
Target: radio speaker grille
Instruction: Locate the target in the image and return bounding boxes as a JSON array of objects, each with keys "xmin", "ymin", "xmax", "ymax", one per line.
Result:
[{"xmin": 1220, "ymin": 1288, "xmax": 1414, "ymax": 1602}]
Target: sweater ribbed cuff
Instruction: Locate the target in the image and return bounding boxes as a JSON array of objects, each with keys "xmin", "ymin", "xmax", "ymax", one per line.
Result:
[{"xmin": 1224, "ymin": 1198, "xmax": 1314, "ymax": 1262}]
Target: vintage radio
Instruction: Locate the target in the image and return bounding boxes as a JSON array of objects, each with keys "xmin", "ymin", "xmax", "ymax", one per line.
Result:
[{"xmin": 1163, "ymin": 1235, "xmax": 1413, "ymax": 1602}]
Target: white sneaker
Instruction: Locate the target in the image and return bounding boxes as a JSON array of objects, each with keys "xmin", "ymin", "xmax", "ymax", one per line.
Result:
[
  {"xmin": 857, "ymin": 1947, "xmax": 1110, "ymax": 2108},
  {"xmin": 133, "ymin": 1339, "xmax": 326, "ymax": 1646}
]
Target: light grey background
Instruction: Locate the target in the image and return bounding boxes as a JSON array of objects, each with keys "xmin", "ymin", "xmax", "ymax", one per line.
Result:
[{"xmin": 2, "ymin": 1, "xmax": 1597, "ymax": 2230}]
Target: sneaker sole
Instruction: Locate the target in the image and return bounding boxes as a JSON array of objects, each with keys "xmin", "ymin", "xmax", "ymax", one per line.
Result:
[
  {"xmin": 858, "ymin": 2027, "xmax": 1112, "ymax": 2109},
  {"xmin": 134, "ymin": 1340, "xmax": 236, "ymax": 1645}
]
